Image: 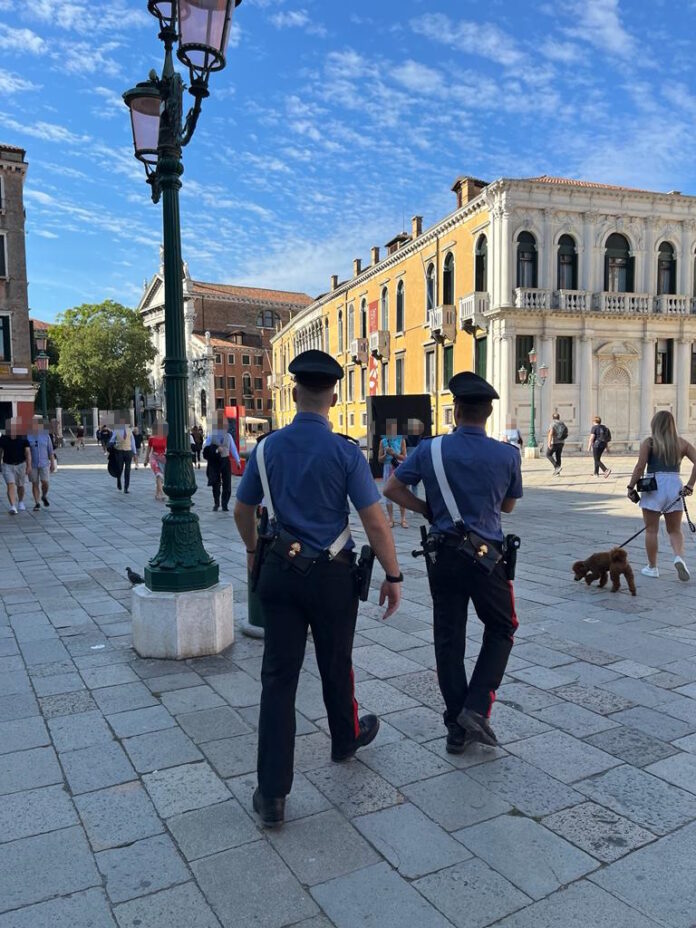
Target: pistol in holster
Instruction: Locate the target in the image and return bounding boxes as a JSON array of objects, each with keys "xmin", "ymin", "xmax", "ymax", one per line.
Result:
[
  {"xmin": 353, "ymin": 545, "xmax": 375, "ymax": 602},
  {"xmin": 412, "ymin": 526, "xmax": 438, "ymax": 578},
  {"xmin": 250, "ymin": 507, "xmax": 276, "ymax": 592},
  {"xmin": 502, "ymin": 534, "xmax": 521, "ymax": 581}
]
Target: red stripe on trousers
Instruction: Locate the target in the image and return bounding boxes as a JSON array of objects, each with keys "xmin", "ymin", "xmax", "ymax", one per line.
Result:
[
  {"xmin": 487, "ymin": 581, "xmax": 518, "ymax": 718},
  {"xmin": 350, "ymin": 668, "xmax": 360, "ymax": 739}
]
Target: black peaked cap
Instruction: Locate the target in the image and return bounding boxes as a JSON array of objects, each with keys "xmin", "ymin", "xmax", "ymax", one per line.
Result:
[
  {"xmin": 448, "ymin": 371, "xmax": 499, "ymax": 402},
  {"xmin": 289, "ymin": 350, "xmax": 344, "ymax": 388}
]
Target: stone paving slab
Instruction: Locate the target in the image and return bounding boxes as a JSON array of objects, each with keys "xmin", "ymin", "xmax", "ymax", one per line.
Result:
[{"xmin": 4, "ymin": 451, "xmax": 696, "ymax": 925}]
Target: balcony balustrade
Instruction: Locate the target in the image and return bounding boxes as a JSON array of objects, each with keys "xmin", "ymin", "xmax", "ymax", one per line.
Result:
[
  {"xmin": 513, "ymin": 287, "xmax": 553, "ymax": 310},
  {"xmin": 593, "ymin": 292, "xmax": 651, "ymax": 314},
  {"xmin": 459, "ymin": 292, "xmax": 490, "ymax": 330},
  {"xmin": 557, "ymin": 290, "xmax": 591, "ymax": 312},
  {"xmin": 655, "ymin": 294, "xmax": 690, "ymax": 315}
]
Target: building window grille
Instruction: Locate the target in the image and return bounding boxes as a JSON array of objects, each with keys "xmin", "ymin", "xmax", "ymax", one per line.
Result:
[{"xmin": 556, "ymin": 336, "xmax": 574, "ymax": 384}]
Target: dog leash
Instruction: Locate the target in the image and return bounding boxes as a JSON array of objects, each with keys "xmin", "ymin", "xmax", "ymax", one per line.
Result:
[{"xmin": 617, "ymin": 491, "xmax": 696, "ymax": 549}]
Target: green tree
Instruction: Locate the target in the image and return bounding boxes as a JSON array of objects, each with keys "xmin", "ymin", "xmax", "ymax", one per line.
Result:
[{"xmin": 51, "ymin": 301, "xmax": 155, "ymax": 411}]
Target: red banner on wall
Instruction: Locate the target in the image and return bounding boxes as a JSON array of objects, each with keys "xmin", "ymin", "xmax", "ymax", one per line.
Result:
[{"xmin": 368, "ymin": 300, "xmax": 379, "ymax": 395}]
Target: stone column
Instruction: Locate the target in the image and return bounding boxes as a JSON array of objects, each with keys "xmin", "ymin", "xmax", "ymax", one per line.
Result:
[
  {"xmin": 129, "ymin": 401, "xmax": 135, "ymax": 428},
  {"xmin": 579, "ymin": 335, "xmax": 593, "ymax": 446},
  {"xmin": 542, "ymin": 209, "xmax": 553, "ymax": 291},
  {"xmin": 581, "ymin": 213, "xmax": 596, "ymax": 292},
  {"xmin": 500, "ymin": 211, "xmax": 511, "ymax": 307},
  {"xmin": 677, "ymin": 337, "xmax": 691, "ymax": 434},
  {"xmin": 498, "ymin": 333, "xmax": 511, "ymax": 438},
  {"xmin": 54, "ymin": 397, "xmax": 63, "ymax": 440},
  {"xmin": 539, "ymin": 334, "xmax": 554, "ymax": 432},
  {"xmin": 679, "ymin": 223, "xmax": 690, "ymax": 295},
  {"xmin": 91, "ymin": 402, "xmax": 99, "ymax": 438},
  {"xmin": 640, "ymin": 336, "xmax": 655, "ymax": 438},
  {"xmin": 184, "ymin": 300, "xmax": 196, "ymax": 426}
]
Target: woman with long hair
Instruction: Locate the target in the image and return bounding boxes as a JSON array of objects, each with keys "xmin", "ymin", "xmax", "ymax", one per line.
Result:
[
  {"xmin": 627, "ymin": 410, "xmax": 696, "ymax": 580},
  {"xmin": 379, "ymin": 419, "xmax": 407, "ymax": 528},
  {"xmin": 143, "ymin": 421, "xmax": 168, "ymax": 502}
]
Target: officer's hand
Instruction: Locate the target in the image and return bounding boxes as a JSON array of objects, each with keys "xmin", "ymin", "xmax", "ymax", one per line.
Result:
[{"xmin": 379, "ymin": 580, "xmax": 401, "ymax": 620}]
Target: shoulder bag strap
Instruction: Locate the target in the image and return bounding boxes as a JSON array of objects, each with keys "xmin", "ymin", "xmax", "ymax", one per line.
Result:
[
  {"xmin": 430, "ymin": 435, "xmax": 465, "ymax": 530},
  {"xmin": 256, "ymin": 436, "xmax": 276, "ymax": 522}
]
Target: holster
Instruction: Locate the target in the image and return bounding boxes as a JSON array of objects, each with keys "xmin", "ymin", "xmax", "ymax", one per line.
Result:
[
  {"xmin": 502, "ymin": 534, "xmax": 521, "ymax": 581},
  {"xmin": 353, "ymin": 545, "xmax": 375, "ymax": 601},
  {"xmin": 250, "ymin": 508, "xmax": 275, "ymax": 592}
]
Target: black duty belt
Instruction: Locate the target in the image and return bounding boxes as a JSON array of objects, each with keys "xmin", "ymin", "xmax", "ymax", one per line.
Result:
[{"xmin": 439, "ymin": 534, "xmax": 502, "ymax": 555}]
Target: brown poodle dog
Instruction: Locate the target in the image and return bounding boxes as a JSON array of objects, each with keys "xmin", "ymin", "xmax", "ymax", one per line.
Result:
[{"xmin": 572, "ymin": 547, "xmax": 636, "ymax": 596}]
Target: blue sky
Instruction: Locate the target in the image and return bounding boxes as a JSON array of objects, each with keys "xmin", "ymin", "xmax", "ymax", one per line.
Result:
[{"xmin": 2, "ymin": 0, "xmax": 696, "ymax": 321}]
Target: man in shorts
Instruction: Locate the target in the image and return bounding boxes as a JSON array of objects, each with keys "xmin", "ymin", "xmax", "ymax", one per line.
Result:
[
  {"xmin": 0, "ymin": 418, "xmax": 31, "ymax": 514},
  {"xmin": 27, "ymin": 418, "xmax": 56, "ymax": 510}
]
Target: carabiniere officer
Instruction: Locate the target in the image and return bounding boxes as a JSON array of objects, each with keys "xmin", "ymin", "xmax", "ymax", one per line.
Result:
[
  {"xmin": 234, "ymin": 349, "xmax": 402, "ymax": 828},
  {"xmin": 384, "ymin": 371, "xmax": 522, "ymax": 752}
]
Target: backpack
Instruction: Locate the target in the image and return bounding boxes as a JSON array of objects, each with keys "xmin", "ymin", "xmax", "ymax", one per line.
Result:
[
  {"xmin": 553, "ymin": 421, "xmax": 568, "ymax": 442},
  {"xmin": 597, "ymin": 424, "xmax": 611, "ymax": 444}
]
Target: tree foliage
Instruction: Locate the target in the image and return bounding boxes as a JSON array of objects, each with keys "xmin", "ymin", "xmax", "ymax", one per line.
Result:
[{"xmin": 51, "ymin": 301, "xmax": 155, "ymax": 411}]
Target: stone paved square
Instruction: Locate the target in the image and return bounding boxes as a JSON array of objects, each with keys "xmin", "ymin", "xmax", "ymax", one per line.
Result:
[{"xmin": 4, "ymin": 452, "xmax": 696, "ymax": 925}]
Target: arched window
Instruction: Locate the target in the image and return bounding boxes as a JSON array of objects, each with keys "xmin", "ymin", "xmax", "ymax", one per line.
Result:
[
  {"xmin": 337, "ymin": 309, "xmax": 344, "ymax": 353},
  {"xmin": 380, "ymin": 286, "xmax": 389, "ymax": 330},
  {"xmin": 242, "ymin": 373, "xmax": 252, "ymax": 396},
  {"xmin": 347, "ymin": 303, "xmax": 355, "ymax": 343},
  {"xmin": 604, "ymin": 232, "xmax": 633, "ymax": 293},
  {"xmin": 475, "ymin": 234, "xmax": 487, "ymax": 292},
  {"xmin": 657, "ymin": 241, "xmax": 676, "ymax": 295},
  {"xmin": 360, "ymin": 298, "xmax": 367, "ymax": 339},
  {"xmin": 396, "ymin": 280, "xmax": 405, "ymax": 332},
  {"xmin": 426, "ymin": 262, "xmax": 435, "ymax": 316},
  {"xmin": 516, "ymin": 232, "xmax": 537, "ymax": 288},
  {"xmin": 200, "ymin": 389, "xmax": 207, "ymax": 418},
  {"xmin": 442, "ymin": 252, "xmax": 454, "ymax": 305},
  {"xmin": 323, "ymin": 318, "xmax": 329, "ymax": 352},
  {"xmin": 557, "ymin": 234, "xmax": 578, "ymax": 290}
]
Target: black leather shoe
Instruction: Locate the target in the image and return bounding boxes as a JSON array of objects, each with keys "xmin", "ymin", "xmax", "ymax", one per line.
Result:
[
  {"xmin": 222, "ymin": 505, "xmax": 229, "ymax": 511},
  {"xmin": 457, "ymin": 708, "xmax": 499, "ymax": 746},
  {"xmin": 213, "ymin": 505, "xmax": 219, "ymax": 512},
  {"xmin": 446, "ymin": 721, "xmax": 471, "ymax": 755},
  {"xmin": 252, "ymin": 787, "xmax": 285, "ymax": 828},
  {"xmin": 332, "ymin": 714, "xmax": 380, "ymax": 762}
]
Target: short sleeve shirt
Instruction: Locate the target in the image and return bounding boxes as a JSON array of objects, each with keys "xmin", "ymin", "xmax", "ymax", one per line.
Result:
[
  {"xmin": 0, "ymin": 435, "xmax": 30, "ymax": 466},
  {"xmin": 27, "ymin": 433, "xmax": 53, "ymax": 468},
  {"xmin": 591, "ymin": 425, "xmax": 607, "ymax": 448},
  {"xmin": 237, "ymin": 412, "xmax": 379, "ymax": 552},
  {"xmin": 395, "ymin": 426, "xmax": 523, "ymax": 542}
]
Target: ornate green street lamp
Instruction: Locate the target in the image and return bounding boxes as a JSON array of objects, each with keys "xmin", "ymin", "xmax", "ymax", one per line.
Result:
[
  {"xmin": 517, "ymin": 346, "xmax": 548, "ymax": 449},
  {"xmin": 124, "ymin": 0, "xmax": 242, "ymax": 592},
  {"xmin": 34, "ymin": 328, "xmax": 49, "ymax": 420}
]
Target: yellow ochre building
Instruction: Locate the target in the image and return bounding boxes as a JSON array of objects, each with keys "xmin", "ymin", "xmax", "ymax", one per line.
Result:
[{"xmin": 271, "ymin": 176, "xmax": 489, "ymax": 437}]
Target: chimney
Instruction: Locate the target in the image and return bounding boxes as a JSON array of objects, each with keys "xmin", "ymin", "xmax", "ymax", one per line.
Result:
[
  {"xmin": 452, "ymin": 176, "xmax": 488, "ymax": 208},
  {"xmin": 330, "ymin": 274, "xmax": 338, "ymax": 291},
  {"xmin": 370, "ymin": 246, "xmax": 380, "ymax": 266},
  {"xmin": 411, "ymin": 215, "xmax": 423, "ymax": 239},
  {"xmin": 353, "ymin": 257, "xmax": 362, "ymax": 277}
]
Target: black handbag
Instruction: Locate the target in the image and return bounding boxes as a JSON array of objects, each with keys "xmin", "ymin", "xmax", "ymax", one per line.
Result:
[
  {"xmin": 637, "ymin": 475, "xmax": 658, "ymax": 492},
  {"xmin": 457, "ymin": 530, "xmax": 503, "ymax": 575}
]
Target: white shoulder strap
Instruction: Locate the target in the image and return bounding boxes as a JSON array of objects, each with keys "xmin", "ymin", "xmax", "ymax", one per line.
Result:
[
  {"xmin": 430, "ymin": 435, "xmax": 464, "ymax": 528},
  {"xmin": 257, "ymin": 437, "xmax": 351, "ymax": 559},
  {"xmin": 256, "ymin": 438, "xmax": 275, "ymax": 522}
]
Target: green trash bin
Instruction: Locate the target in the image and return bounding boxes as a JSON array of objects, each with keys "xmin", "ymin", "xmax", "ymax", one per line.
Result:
[{"xmin": 241, "ymin": 569, "xmax": 265, "ymax": 638}]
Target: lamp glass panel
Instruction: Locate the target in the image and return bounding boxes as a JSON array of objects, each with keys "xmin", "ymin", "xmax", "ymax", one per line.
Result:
[
  {"xmin": 34, "ymin": 332, "xmax": 47, "ymax": 352},
  {"xmin": 528, "ymin": 347, "xmax": 537, "ymax": 365},
  {"xmin": 178, "ymin": 0, "xmax": 233, "ymax": 69},
  {"xmin": 36, "ymin": 354, "xmax": 49, "ymax": 372},
  {"xmin": 518, "ymin": 365, "xmax": 527, "ymax": 383},
  {"xmin": 149, "ymin": 0, "xmax": 174, "ymax": 19},
  {"xmin": 538, "ymin": 363, "xmax": 549, "ymax": 381},
  {"xmin": 129, "ymin": 95, "xmax": 161, "ymax": 162}
]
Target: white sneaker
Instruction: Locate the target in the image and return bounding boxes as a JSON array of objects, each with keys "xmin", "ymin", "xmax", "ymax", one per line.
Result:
[
  {"xmin": 603, "ymin": 469, "xmax": 612, "ymax": 478},
  {"xmin": 17, "ymin": 501, "xmax": 25, "ymax": 511},
  {"xmin": 8, "ymin": 505, "xmax": 17, "ymax": 515},
  {"xmin": 641, "ymin": 565, "xmax": 659, "ymax": 578},
  {"xmin": 674, "ymin": 557, "xmax": 690, "ymax": 581}
]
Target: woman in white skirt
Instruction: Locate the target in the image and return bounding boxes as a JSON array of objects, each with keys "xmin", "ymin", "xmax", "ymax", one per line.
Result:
[{"xmin": 627, "ymin": 411, "xmax": 696, "ymax": 580}]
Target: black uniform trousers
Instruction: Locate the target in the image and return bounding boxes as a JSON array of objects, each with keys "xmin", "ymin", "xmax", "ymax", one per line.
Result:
[
  {"xmin": 114, "ymin": 450, "xmax": 132, "ymax": 491},
  {"xmin": 211, "ymin": 458, "xmax": 232, "ymax": 508},
  {"xmin": 546, "ymin": 442, "xmax": 563, "ymax": 469},
  {"xmin": 428, "ymin": 546, "xmax": 518, "ymax": 721},
  {"xmin": 593, "ymin": 442, "xmax": 608, "ymax": 475},
  {"xmin": 256, "ymin": 552, "xmax": 360, "ymax": 798}
]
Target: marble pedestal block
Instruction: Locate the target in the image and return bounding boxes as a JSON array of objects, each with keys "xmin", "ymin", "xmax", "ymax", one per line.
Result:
[
  {"xmin": 524, "ymin": 446, "xmax": 541, "ymax": 459},
  {"xmin": 132, "ymin": 581, "xmax": 234, "ymax": 659}
]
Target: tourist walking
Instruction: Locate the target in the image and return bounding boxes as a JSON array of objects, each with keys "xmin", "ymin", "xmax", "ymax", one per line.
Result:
[
  {"xmin": 108, "ymin": 419, "xmax": 136, "ymax": 493},
  {"xmin": 204, "ymin": 412, "xmax": 240, "ymax": 512},
  {"xmin": 234, "ymin": 349, "xmax": 401, "ymax": 828},
  {"xmin": 384, "ymin": 371, "xmax": 522, "ymax": 754},
  {"xmin": 27, "ymin": 418, "xmax": 56, "ymax": 511},
  {"xmin": 143, "ymin": 421, "xmax": 167, "ymax": 501},
  {"xmin": 588, "ymin": 416, "xmax": 611, "ymax": 477},
  {"xmin": 546, "ymin": 412, "xmax": 568, "ymax": 475},
  {"xmin": 501, "ymin": 417, "xmax": 523, "ymax": 451},
  {"xmin": 98, "ymin": 424, "xmax": 112, "ymax": 454},
  {"xmin": 75, "ymin": 424, "xmax": 85, "ymax": 451},
  {"xmin": 0, "ymin": 418, "xmax": 31, "ymax": 514},
  {"xmin": 132, "ymin": 426, "xmax": 143, "ymax": 467},
  {"xmin": 627, "ymin": 410, "xmax": 696, "ymax": 581},
  {"xmin": 379, "ymin": 420, "xmax": 407, "ymax": 527}
]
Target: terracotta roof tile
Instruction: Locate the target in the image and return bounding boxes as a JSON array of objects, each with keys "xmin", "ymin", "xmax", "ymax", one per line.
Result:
[
  {"xmin": 192, "ymin": 280, "xmax": 313, "ymax": 305},
  {"xmin": 523, "ymin": 175, "xmax": 683, "ymax": 195},
  {"xmin": 30, "ymin": 318, "xmax": 51, "ymax": 329}
]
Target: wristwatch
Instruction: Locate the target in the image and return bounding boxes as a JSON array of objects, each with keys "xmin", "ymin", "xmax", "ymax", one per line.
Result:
[{"xmin": 385, "ymin": 572, "xmax": 404, "ymax": 583}]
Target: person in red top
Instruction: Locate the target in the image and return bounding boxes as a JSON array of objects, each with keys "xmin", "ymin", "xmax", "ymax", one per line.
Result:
[{"xmin": 143, "ymin": 421, "xmax": 167, "ymax": 501}]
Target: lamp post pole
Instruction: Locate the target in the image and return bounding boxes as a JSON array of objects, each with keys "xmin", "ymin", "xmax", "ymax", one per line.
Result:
[
  {"xmin": 518, "ymin": 347, "xmax": 548, "ymax": 450},
  {"xmin": 124, "ymin": 1, "xmax": 242, "ymax": 593}
]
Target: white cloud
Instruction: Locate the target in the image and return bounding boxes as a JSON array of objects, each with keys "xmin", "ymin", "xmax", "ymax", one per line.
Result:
[
  {"xmin": 565, "ymin": 0, "xmax": 636, "ymax": 58},
  {"xmin": 28, "ymin": 0, "xmax": 148, "ymax": 34},
  {"xmin": 0, "ymin": 117, "xmax": 86, "ymax": 143},
  {"xmin": 410, "ymin": 14, "xmax": 526, "ymax": 68},
  {"xmin": 270, "ymin": 9, "xmax": 327, "ymax": 38},
  {"xmin": 61, "ymin": 40, "xmax": 124, "ymax": 78},
  {"xmin": 539, "ymin": 39, "xmax": 583, "ymax": 64},
  {"xmin": 0, "ymin": 69, "xmax": 39, "ymax": 94},
  {"xmin": 34, "ymin": 229, "xmax": 59, "ymax": 239},
  {"xmin": 91, "ymin": 85, "xmax": 125, "ymax": 119},
  {"xmin": 0, "ymin": 25, "xmax": 46, "ymax": 54},
  {"xmin": 391, "ymin": 60, "xmax": 444, "ymax": 95}
]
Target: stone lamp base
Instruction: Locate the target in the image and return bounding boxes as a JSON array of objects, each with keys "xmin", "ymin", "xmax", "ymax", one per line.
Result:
[
  {"xmin": 132, "ymin": 581, "xmax": 234, "ymax": 659},
  {"xmin": 524, "ymin": 446, "xmax": 541, "ymax": 459}
]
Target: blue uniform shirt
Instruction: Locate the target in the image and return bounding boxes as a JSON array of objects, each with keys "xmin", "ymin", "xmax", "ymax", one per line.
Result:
[
  {"xmin": 236, "ymin": 412, "xmax": 380, "ymax": 553},
  {"xmin": 394, "ymin": 426, "xmax": 523, "ymax": 542}
]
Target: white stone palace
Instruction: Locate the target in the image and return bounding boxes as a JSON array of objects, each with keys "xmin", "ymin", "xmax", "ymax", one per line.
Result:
[{"xmin": 479, "ymin": 175, "xmax": 696, "ymax": 447}]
